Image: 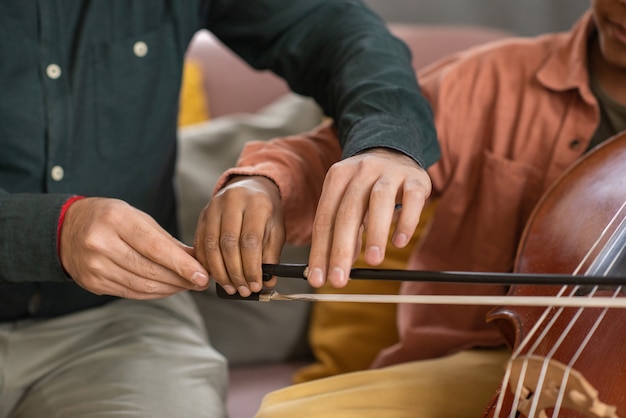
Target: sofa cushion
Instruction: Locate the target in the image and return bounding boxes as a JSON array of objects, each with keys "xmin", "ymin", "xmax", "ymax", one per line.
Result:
[{"xmin": 178, "ymin": 61, "xmax": 211, "ymax": 126}]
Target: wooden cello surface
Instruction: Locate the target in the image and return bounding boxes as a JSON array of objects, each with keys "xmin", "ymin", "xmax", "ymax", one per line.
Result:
[{"xmin": 482, "ymin": 132, "xmax": 626, "ymax": 418}]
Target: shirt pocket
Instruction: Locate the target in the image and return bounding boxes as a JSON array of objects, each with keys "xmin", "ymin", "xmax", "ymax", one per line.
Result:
[
  {"xmin": 93, "ymin": 21, "xmax": 182, "ymax": 160},
  {"xmin": 467, "ymin": 150, "xmax": 544, "ymax": 270}
]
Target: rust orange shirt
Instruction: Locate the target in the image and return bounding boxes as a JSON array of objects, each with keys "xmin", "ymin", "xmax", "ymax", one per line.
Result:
[{"xmin": 217, "ymin": 11, "xmax": 601, "ymax": 366}]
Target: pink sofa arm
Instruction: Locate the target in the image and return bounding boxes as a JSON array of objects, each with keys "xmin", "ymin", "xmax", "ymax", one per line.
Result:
[
  {"xmin": 184, "ymin": 30, "xmax": 289, "ymax": 119},
  {"xmin": 390, "ymin": 24, "xmax": 513, "ymax": 71}
]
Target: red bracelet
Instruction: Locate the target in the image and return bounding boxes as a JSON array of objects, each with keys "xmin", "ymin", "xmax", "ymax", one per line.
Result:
[{"xmin": 57, "ymin": 195, "xmax": 85, "ymax": 253}]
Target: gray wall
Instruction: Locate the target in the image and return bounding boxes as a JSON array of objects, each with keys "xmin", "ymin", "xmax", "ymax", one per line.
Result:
[{"xmin": 363, "ymin": 0, "xmax": 590, "ymax": 36}]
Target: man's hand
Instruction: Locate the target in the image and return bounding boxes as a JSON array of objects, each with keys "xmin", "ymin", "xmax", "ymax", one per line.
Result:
[
  {"xmin": 194, "ymin": 176, "xmax": 285, "ymax": 297},
  {"xmin": 307, "ymin": 147, "xmax": 432, "ymax": 288},
  {"xmin": 59, "ymin": 198, "xmax": 210, "ymax": 299}
]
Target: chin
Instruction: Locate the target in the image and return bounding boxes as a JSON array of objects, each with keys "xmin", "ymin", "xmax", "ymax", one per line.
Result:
[
  {"xmin": 597, "ymin": 29, "xmax": 626, "ymax": 71},
  {"xmin": 600, "ymin": 43, "xmax": 626, "ymax": 71}
]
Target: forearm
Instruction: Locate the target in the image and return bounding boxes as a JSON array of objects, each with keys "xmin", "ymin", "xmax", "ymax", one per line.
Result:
[{"xmin": 205, "ymin": 0, "xmax": 439, "ymax": 168}]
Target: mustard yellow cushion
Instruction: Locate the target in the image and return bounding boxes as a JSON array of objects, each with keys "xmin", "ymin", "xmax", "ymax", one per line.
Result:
[
  {"xmin": 178, "ymin": 60, "xmax": 211, "ymax": 126},
  {"xmin": 294, "ymin": 202, "xmax": 437, "ymax": 383}
]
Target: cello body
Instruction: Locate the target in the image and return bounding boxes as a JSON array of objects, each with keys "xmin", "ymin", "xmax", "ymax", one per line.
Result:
[{"xmin": 482, "ymin": 132, "xmax": 626, "ymax": 418}]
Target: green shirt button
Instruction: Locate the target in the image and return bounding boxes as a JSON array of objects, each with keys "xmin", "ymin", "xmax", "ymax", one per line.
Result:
[
  {"xmin": 46, "ymin": 63, "xmax": 62, "ymax": 79},
  {"xmin": 133, "ymin": 41, "xmax": 148, "ymax": 57},
  {"xmin": 51, "ymin": 165, "xmax": 64, "ymax": 181}
]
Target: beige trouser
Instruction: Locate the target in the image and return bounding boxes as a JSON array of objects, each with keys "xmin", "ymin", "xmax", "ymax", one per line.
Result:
[
  {"xmin": 256, "ymin": 347, "xmax": 511, "ymax": 418},
  {"xmin": 0, "ymin": 292, "xmax": 227, "ymax": 418}
]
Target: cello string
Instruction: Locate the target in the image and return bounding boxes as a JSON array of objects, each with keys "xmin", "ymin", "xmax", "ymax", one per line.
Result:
[
  {"xmin": 509, "ymin": 202, "xmax": 625, "ymax": 417},
  {"xmin": 499, "ymin": 286, "xmax": 580, "ymax": 418},
  {"xmin": 500, "ymin": 284, "xmax": 602, "ymax": 417},
  {"xmin": 495, "ymin": 287, "xmax": 571, "ymax": 416},
  {"xmin": 592, "ymin": 203, "xmax": 626, "ymax": 274},
  {"xmin": 554, "ymin": 246, "xmax": 623, "ymax": 417},
  {"xmin": 542, "ymin": 206, "xmax": 625, "ymax": 416},
  {"xmin": 551, "ymin": 286, "xmax": 620, "ymax": 417},
  {"xmin": 526, "ymin": 286, "xmax": 601, "ymax": 417},
  {"xmin": 572, "ymin": 200, "xmax": 626, "ymax": 275},
  {"xmin": 494, "ymin": 201, "xmax": 626, "ymax": 417},
  {"xmin": 511, "ymin": 287, "xmax": 575, "ymax": 357},
  {"xmin": 507, "ymin": 284, "xmax": 603, "ymax": 414}
]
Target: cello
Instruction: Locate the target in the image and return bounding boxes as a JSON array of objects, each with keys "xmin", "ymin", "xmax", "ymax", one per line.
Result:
[{"xmin": 482, "ymin": 131, "xmax": 626, "ymax": 417}]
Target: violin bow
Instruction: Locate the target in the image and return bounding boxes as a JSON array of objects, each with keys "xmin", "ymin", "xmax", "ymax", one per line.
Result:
[{"xmin": 216, "ymin": 263, "xmax": 626, "ymax": 308}]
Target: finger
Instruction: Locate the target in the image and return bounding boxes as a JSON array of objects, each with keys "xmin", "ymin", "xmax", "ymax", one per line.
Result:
[
  {"xmin": 100, "ymin": 278, "xmax": 184, "ymax": 300},
  {"xmin": 392, "ymin": 199, "xmax": 423, "ymax": 249},
  {"xmin": 76, "ymin": 257, "xmax": 189, "ymax": 299},
  {"xmin": 353, "ymin": 225, "xmax": 364, "ymax": 265},
  {"xmin": 392, "ymin": 172, "xmax": 431, "ymax": 248},
  {"xmin": 123, "ymin": 214, "xmax": 210, "ymax": 288},
  {"xmin": 362, "ymin": 175, "xmax": 399, "ymax": 265},
  {"xmin": 217, "ymin": 205, "xmax": 259, "ymax": 297},
  {"xmin": 196, "ymin": 201, "xmax": 240, "ymax": 296},
  {"xmin": 110, "ymin": 238, "xmax": 206, "ymax": 291},
  {"xmin": 307, "ymin": 167, "xmax": 349, "ymax": 288},
  {"xmin": 181, "ymin": 243, "xmax": 197, "ymax": 258},
  {"xmin": 125, "ymin": 247, "xmax": 208, "ymax": 290},
  {"xmin": 219, "ymin": 205, "xmax": 262, "ymax": 297},
  {"xmin": 257, "ymin": 211, "xmax": 286, "ymax": 290},
  {"xmin": 238, "ymin": 203, "xmax": 283, "ymax": 293},
  {"xmin": 325, "ymin": 181, "xmax": 369, "ymax": 287},
  {"xmin": 262, "ymin": 275, "xmax": 278, "ymax": 288},
  {"xmin": 112, "ymin": 270, "xmax": 190, "ymax": 297}
]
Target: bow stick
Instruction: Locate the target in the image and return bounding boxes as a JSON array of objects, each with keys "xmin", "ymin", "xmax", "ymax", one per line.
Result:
[{"xmin": 260, "ymin": 263, "xmax": 626, "ymax": 286}]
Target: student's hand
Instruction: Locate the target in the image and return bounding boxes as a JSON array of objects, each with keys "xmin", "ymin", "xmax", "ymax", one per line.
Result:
[
  {"xmin": 194, "ymin": 176, "xmax": 284, "ymax": 297},
  {"xmin": 59, "ymin": 198, "xmax": 210, "ymax": 299},
  {"xmin": 307, "ymin": 147, "xmax": 432, "ymax": 288}
]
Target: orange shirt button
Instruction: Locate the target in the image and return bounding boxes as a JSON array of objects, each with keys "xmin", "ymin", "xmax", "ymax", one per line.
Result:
[{"xmin": 569, "ymin": 139, "xmax": 581, "ymax": 150}]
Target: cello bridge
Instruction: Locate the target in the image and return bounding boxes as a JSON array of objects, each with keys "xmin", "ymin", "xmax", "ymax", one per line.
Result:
[{"xmin": 508, "ymin": 355, "xmax": 618, "ymax": 418}]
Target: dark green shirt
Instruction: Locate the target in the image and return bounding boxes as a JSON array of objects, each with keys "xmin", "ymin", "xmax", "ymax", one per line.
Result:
[{"xmin": 0, "ymin": 0, "xmax": 438, "ymax": 320}]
